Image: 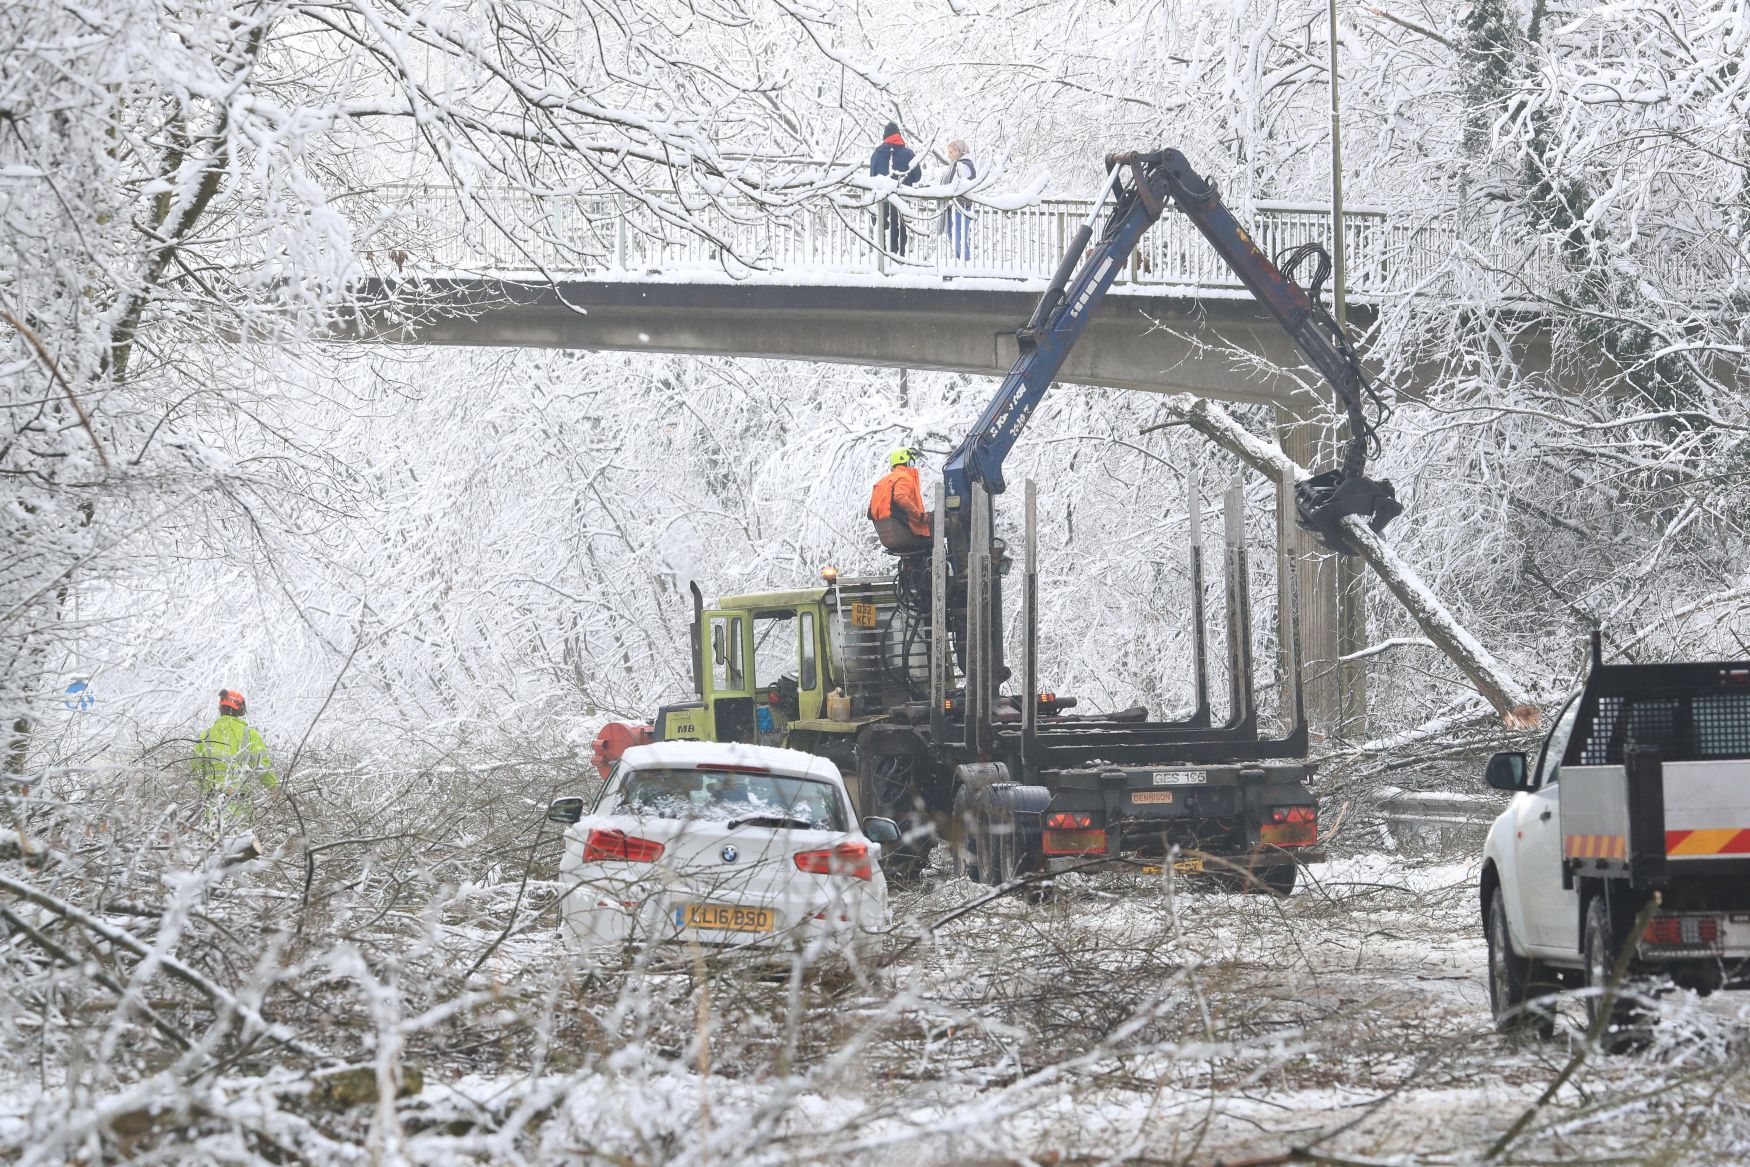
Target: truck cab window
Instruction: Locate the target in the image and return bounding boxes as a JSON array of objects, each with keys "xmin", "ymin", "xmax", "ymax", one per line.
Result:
[{"xmin": 1534, "ymin": 696, "xmax": 1581, "ymax": 788}]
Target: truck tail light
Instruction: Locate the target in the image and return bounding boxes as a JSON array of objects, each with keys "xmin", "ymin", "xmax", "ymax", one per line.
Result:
[
  {"xmin": 1043, "ymin": 829, "xmax": 1108, "ymax": 856},
  {"xmin": 795, "ymin": 841, "xmax": 873, "ymax": 880},
  {"xmin": 583, "ymin": 829, "xmax": 666, "ymax": 863},
  {"xmin": 1642, "ymin": 914, "xmax": 1721, "ymax": 947},
  {"xmin": 1045, "ymin": 812, "xmax": 1097, "ymax": 829},
  {"xmin": 1261, "ymin": 805, "xmax": 1317, "ymax": 847}
]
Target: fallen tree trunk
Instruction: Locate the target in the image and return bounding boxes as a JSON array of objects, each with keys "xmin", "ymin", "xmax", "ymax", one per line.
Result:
[{"xmin": 1148, "ymin": 395, "xmax": 1540, "ymax": 727}]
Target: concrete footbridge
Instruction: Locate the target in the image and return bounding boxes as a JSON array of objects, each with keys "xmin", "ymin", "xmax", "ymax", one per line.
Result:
[{"xmin": 354, "ymin": 185, "xmax": 1473, "ymax": 406}]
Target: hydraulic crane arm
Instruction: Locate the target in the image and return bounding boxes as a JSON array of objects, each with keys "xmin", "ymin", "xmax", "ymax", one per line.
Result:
[{"xmin": 941, "ymin": 147, "xmax": 1400, "ymax": 558}]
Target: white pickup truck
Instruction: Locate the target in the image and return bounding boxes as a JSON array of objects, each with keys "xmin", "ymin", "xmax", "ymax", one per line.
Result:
[{"xmin": 1479, "ymin": 635, "xmax": 1750, "ymax": 1044}]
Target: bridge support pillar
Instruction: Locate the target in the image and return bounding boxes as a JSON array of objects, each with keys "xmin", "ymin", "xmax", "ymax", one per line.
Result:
[{"xmin": 1278, "ymin": 407, "xmax": 1368, "ymax": 741}]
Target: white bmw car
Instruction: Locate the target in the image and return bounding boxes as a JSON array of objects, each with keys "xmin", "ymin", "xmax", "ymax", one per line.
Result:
[{"xmin": 548, "ymin": 741, "xmax": 896, "ymax": 963}]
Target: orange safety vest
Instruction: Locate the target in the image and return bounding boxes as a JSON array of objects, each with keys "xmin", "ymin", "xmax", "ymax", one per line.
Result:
[{"xmin": 868, "ymin": 466, "xmax": 932, "ymax": 538}]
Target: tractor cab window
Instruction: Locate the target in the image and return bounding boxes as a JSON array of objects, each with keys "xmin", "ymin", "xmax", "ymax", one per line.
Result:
[
  {"xmin": 753, "ymin": 611, "xmax": 797, "ymax": 688},
  {"xmin": 799, "ymin": 611, "xmax": 817, "ymax": 690}
]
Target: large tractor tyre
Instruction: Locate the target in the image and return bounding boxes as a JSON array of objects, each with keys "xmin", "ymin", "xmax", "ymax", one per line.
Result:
[
  {"xmin": 857, "ymin": 745, "xmax": 934, "ymax": 882},
  {"xmin": 1583, "ymin": 895, "xmax": 1651, "ymax": 1053},
  {"xmin": 1486, "ymin": 888, "xmax": 1556, "ymax": 1038}
]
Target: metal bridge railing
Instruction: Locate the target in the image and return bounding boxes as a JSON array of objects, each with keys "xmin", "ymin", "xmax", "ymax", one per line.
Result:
[
  {"xmin": 357, "ymin": 185, "xmax": 1445, "ymax": 298},
  {"xmin": 354, "ymin": 185, "xmax": 1741, "ymax": 303}
]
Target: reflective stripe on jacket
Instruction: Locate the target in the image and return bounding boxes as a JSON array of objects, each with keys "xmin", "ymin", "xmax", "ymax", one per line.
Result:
[{"xmin": 868, "ymin": 466, "xmax": 931, "ymax": 538}]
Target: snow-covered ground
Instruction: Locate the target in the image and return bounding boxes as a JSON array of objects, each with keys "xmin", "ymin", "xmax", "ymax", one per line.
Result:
[{"xmin": 388, "ymin": 854, "xmax": 1750, "ymax": 1164}]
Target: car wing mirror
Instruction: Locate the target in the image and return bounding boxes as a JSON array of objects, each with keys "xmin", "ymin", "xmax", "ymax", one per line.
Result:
[
  {"xmin": 861, "ymin": 816, "xmax": 901, "ymax": 846},
  {"xmin": 547, "ymin": 796, "xmax": 585, "ymax": 824},
  {"xmin": 1484, "ymin": 752, "xmax": 1529, "ymax": 792}
]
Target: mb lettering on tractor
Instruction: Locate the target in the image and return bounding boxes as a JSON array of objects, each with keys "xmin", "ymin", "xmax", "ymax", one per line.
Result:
[{"xmin": 589, "ymin": 148, "xmax": 1401, "ymax": 892}]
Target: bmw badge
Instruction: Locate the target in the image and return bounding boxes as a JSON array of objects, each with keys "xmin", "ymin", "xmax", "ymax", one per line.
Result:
[{"xmin": 720, "ymin": 844, "xmax": 738, "ymax": 864}]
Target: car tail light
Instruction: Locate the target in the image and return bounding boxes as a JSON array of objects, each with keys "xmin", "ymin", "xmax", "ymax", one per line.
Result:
[
  {"xmin": 583, "ymin": 829, "xmax": 665, "ymax": 863},
  {"xmin": 795, "ymin": 841, "xmax": 873, "ymax": 880},
  {"xmin": 1042, "ymin": 828, "xmax": 1108, "ymax": 856},
  {"xmin": 1045, "ymin": 811, "xmax": 1097, "ymax": 829},
  {"xmin": 1270, "ymin": 806, "xmax": 1316, "ymax": 824}
]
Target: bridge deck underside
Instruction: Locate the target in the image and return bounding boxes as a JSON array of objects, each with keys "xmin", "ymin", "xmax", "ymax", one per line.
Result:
[{"xmin": 359, "ymin": 279, "xmax": 1369, "ymax": 406}]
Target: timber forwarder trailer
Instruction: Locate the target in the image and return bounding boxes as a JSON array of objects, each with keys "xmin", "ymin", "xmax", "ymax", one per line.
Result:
[{"xmin": 878, "ymin": 470, "xmax": 1323, "ymax": 895}]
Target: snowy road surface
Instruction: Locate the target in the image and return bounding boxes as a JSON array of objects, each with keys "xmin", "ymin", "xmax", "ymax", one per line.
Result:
[{"xmin": 410, "ymin": 853, "xmax": 1750, "ymax": 1164}]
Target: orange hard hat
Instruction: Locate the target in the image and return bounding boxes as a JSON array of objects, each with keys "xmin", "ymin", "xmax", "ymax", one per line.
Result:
[{"xmin": 218, "ymin": 689, "xmax": 246, "ymax": 713}]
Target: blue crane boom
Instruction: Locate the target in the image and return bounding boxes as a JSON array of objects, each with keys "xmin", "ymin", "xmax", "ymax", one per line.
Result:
[{"xmin": 940, "ymin": 148, "xmax": 1399, "ymax": 558}]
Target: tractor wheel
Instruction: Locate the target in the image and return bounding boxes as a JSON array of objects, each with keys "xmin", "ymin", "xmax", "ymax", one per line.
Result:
[{"xmin": 858, "ymin": 746, "xmax": 933, "ymax": 882}]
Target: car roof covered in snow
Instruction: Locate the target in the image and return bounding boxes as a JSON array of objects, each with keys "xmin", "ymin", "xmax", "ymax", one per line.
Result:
[{"xmin": 617, "ymin": 741, "xmax": 843, "ymax": 785}]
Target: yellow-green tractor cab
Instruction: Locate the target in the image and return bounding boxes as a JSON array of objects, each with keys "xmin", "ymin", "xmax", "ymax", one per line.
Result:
[{"xmin": 652, "ymin": 576, "xmax": 928, "ymax": 762}]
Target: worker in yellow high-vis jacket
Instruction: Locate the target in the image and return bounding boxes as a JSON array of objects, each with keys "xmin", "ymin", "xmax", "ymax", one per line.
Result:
[{"xmin": 193, "ymin": 689, "xmax": 278, "ymax": 833}]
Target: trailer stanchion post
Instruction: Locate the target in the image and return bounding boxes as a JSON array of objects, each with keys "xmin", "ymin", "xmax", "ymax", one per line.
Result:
[
  {"xmin": 966, "ymin": 484, "xmax": 991, "ymax": 757},
  {"xmin": 1278, "ymin": 476, "xmax": 1307, "ymax": 743},
  {"xmin": 1022, "ymin": 480, "xmax": 1039, "ymax": 762},
  {"xmin": 1187, "ymin": 472, "xmax": 1211, "ymax": 727},
  {"xmin": 1223, "ymin": 481, "xmax": 1255, "ymax": 731},
  {"xmin": 931, "ymin": 483, "xmax": 949, "ymax": 747}
]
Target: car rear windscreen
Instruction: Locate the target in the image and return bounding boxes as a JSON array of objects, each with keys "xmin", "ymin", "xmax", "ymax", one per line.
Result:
[{"xmin": 616, "ymin": 767, "xmax": 846, "ymax": 831}]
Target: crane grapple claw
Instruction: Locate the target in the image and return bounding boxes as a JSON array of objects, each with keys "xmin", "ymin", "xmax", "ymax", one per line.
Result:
[{"xmin": 1293, "ymin": 471, "xmax": 1401, "ymax": 556}]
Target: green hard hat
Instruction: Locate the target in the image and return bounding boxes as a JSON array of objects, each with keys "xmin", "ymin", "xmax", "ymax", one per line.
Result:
[{"xmin": 888, "ymin": 447, "xmax": 916, "ymax": 467}]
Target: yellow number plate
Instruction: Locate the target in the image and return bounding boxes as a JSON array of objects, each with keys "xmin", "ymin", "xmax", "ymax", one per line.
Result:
[
  {"xmin": 850, "ymin": 601, "xmax": 878, "ymax": 628},
  {"xmin": 676, "ymin": 903, "xmax": 775, "ymax": 933},
  {"xmin": 1131, "ymin": 791, "xmax": 1175, "ymax": 804},
  {"xmin": 1142, "ymin": 859, "xmax": 1204, "ymax": 875}
]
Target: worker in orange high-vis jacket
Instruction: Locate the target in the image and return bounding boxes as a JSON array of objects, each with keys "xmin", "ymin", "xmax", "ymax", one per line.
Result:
[{"xmin": 868, "ymin": 447, "xmax": 934, "ymax": 554}]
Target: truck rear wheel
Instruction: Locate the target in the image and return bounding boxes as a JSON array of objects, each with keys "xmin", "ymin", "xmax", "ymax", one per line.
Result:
[
  {"xmin": 1583, "ymin": 895, "xmax": 1650, "ymax": 1052},
  {"xmin": 1487, "ymin": 888, "xmax": 1555, "ymax": 1038},
  {"xmin": 950, "ymin": 782, "xmax": 985, "ymax": 883},
  {"xmin": 1258, "ymin": 863, "xmax": 1298, "ymax": 896}
]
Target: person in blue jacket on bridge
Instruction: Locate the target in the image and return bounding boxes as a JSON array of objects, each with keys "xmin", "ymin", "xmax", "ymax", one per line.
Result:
[{"xmin": 869, "ymin": 121, "xmax": 921, "ymax": 257}]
